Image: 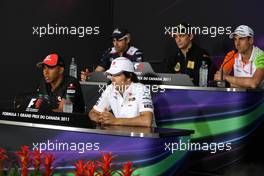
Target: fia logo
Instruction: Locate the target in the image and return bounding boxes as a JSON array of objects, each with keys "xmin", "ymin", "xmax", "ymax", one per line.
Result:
[{"xmin": 27, "ymin": 98, "xmax": 37, "ymax": 108}]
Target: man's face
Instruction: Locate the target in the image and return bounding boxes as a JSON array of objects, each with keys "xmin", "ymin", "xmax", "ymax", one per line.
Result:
[
  {"xmin": 233, "ymin": 35, "xmax": 253, "ymax": 54},
  {"xmin": 174, "ymin": 34, "xmax": 193, "ymax": 50},
  {"xmin": 110, "ymin": 72, "xmax": 130, "ymax": 91},
  {"xmin": 42, "ymin": 65, "xmax": 62, "ymax": 83},
  {"xmin": 112, "ymin": 38, "xmax": 129, "ymax": 53}
]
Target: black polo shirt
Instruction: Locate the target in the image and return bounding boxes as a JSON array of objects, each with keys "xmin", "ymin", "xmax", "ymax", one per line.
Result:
[
  {"xmin": 98, "ymin": 46, "xmax": 143, "ymax": 70},
  {"xmin": 36, "ymin": 76, "xmax": 85, "ymax": 113},
  {"xmin": 165, "ymin": 43, "xmax": 211, "ymax": 86}
]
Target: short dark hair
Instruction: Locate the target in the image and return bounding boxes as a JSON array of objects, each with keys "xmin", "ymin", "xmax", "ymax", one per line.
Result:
[{"xmin": 123, "ymin": 71, "xmax": 139, "ymax": 83}]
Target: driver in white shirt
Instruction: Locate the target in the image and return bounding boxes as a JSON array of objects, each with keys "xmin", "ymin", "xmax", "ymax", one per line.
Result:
[{"xmin": 89, "ymin": 57, "xmax": 154, "ymax": 127}]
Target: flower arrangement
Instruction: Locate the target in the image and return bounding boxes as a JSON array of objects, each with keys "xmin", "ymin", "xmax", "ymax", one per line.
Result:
[
  {"xmin": 0, "ymin": 147, "xmax": 138, "ymax": 176},
  {"xmin": 74, "ymin": 152, "xmax": 139, "ymax": 176}
]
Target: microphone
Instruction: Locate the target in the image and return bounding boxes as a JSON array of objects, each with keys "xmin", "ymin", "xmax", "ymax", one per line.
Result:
[{"xmin": 216, "ymin": 50, "xmax": 237, "ymax": 88}]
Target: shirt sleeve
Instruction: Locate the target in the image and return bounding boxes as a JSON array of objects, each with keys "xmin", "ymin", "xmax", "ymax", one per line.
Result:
[
  {"xmin": 221, "ymin": 50, "xmax": 236, "ymax": 73},
  {"xmin": 93, "ymin": 86, "xmax": 111, "ymax": 112},
  {"xmin": 138, "ymin": 86, "xmax": 154, "ymax": 113},
  {"xmin": 254, "ymin": 53, "xmax": 264, "ymax": 68}
]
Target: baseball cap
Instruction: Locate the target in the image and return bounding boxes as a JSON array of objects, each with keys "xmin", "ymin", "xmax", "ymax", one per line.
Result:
[
  {"xmin": 37, "ymin": 53, "xmax": 65, "ymax": 68},
  {"xmin": 105, "ymin": 57, "xmax": 134, "ymax": 75},
  {"xmin": 229, "ymin": 25, "xmax": 254, "ymax": 39},
  {"xmin": 111, "ymin": 28, "xmax": 129, "ymax": 40}
]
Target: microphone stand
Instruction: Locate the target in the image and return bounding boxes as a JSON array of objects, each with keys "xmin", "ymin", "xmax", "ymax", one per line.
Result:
[
  {"xmin": 216, "ymin": 50, "xmax": 237, "ymax": 88},
  {"xmin": 216, "ymin": 68, "xmax": 226, "ymax": 88}
]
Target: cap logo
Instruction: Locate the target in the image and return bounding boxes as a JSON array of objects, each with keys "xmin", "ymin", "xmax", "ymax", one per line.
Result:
[
  {"xmin": 44, "ymin": 55, "xmax": 52, "ymax": 61},
  {"xmin": 113, "ymin": 29, "xmax": 121, "ymax": 34}
]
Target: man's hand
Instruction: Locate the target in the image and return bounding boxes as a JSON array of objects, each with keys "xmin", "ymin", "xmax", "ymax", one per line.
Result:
[
  {"xmin": 99, "ymin": 108, "xmax": 116, "ymax": 125},
  {"xmin": 214, "ymin": 71, "xmax": 225, "ymax": 81}
]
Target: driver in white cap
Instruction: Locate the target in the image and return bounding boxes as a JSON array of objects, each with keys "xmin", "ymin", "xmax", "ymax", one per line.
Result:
[
  {"xmin": 89, "ymin": 57, "xmax": 153, "ymax": 127},
  {"xmin": 214, "ymin": 25, "xmax": 264, "ymax": 88}
]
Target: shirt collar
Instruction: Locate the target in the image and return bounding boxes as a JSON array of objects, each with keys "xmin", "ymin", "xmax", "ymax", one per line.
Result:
[{"xmin": 237, "ymin": 46, "xmax": 255, "ymax": 62}]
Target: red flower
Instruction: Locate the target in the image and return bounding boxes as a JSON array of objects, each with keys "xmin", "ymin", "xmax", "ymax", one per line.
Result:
[
  {"xmin": 97, "ymin": 152, "xmax": 116, "ymax": 176},
  {"xmin": 0, "ymin": 148, "xmax": 8, "ymax": 160},
  {"xmin": 119, "ymin": 162, "xmax": 138, "ymax": 176},
  {"xmin": 15, "ymin": 146, "xmax": 30, "ymax": 176},
  {"xmin": 84, "ymin": 161, "xmax": 97, "ymax": 176},
  {"xmin": 0, "ymin": 148, "xmax": 8, "ymax": 176},
  {"xmin": 44, "ymin": 154, "xmax": 55, "ymax": 176},
  {"xmin": 32, "ymin": 149, "xmax": 42, "ymax": 175},
  {"xmin": 74, "ymin": 160, "xmax": 85, "ymax": 176},
  {"xmin": 32, "ymin": 149, "xmax": 42, "ymax": 169}
]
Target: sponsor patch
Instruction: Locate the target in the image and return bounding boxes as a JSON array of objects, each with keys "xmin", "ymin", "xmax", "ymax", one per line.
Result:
[
  {"xmin": 144, "ymin": 104, "xmax": 153, "ymax": 109},
  {"xmin": 128, "ymin": 97, "xmax": 136, "ymax": 102},
  {"xmin": 174, "ymin": 62, "xmax": 181, "ymax": 72},
  {"xmin": 187, "ymin": 61, "xmax": 195, "ymax": 69},
  {"xmin": 143, "ymin": 102, "xmax": 153, "ymax": 109}
]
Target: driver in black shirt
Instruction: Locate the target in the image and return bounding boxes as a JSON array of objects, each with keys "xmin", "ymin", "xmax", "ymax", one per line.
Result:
[
  {"xmin": 35, "ymin": 53, "xmax": 85, "ymax": 113},
  {"xmin": 165, "ymin": 23, "xmax": 211, "ymax": 86}
]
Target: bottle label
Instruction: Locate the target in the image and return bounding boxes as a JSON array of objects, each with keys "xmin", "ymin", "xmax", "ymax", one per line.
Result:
[{"xmin": 67, "ymin": 89, "xmax": 76, "ymax": 94}]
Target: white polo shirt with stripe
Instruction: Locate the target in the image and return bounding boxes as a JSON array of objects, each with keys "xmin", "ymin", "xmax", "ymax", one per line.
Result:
[
  {"xmin": 234, "ymin": 46, "xmax": 264, "ymax": 87},
  {"xmin": 94, "ymin": 82, "xmax": 154, "ymax": 118}
]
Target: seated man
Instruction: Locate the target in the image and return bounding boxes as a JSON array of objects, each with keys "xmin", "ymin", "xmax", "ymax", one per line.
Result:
[
  {"xmin": 165, "ymin": 22, "xmax": 211, "ymax": 86},
  {"xmin": 36, "ymin": 53, "xmax": 85, "ymax": 113},
  {"xmin": 81, "ymin": 28, "xmax": 143, "ymax": 81},
  {"xmin": 214, "ymin": 25, "xmax": 264, "ymax": 88},
  {"xmin": 89, "ymin": 57, "xmax": 153, "ymax": 127}
]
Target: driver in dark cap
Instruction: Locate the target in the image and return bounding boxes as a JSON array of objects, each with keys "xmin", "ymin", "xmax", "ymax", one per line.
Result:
[{"xmin": 81, "ymin": 28, "xmax": 143, "ymax": 81}]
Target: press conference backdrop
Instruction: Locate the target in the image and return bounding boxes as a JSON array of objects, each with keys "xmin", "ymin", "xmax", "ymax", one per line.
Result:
[
  {"xmin": 0, "ymin": 0, "xmax": 113, "ymax": 107},
  {"xmin": 1, "ymin": 0, "xmax": 264, "ymax": 107}
]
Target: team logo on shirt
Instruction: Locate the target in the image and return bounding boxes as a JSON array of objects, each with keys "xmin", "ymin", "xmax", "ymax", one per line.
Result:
[
  {"xmin": 174, "ymin": 62, "xmax": 181, "ymax": 72},
  {"xmin": 187, "ymin": 61, "xmax": 195, "ymax": 69},
  {"xmin": 143, "ymin": 102, "xmax": 153, "ymax": 109},
  {"xmin": 128, "ymin": 96, "xmax": 136, "ymax": 102}
]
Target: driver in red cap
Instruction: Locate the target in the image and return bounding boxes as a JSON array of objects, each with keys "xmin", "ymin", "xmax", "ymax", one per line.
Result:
[{"xmin": 36, "ymin": 53, "xmax": 85, "ymax": 113}]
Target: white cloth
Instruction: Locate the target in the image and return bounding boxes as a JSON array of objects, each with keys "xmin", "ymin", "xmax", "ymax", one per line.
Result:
[{"xmin": 94, "ymin": 82, "xmax": 153, "ymax": 118}]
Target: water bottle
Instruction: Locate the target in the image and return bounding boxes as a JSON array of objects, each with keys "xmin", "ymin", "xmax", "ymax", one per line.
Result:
[
  {"xmin": 69, "ymin": 58, "xmax": 77, "ymax": 78},
  {"xmin": 199, "ymin": 61, "xmax": 208, "ymax": 87},
  {"xmin": 63, "ymin": 94, "xmax": 73, "ymax": 113}
]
